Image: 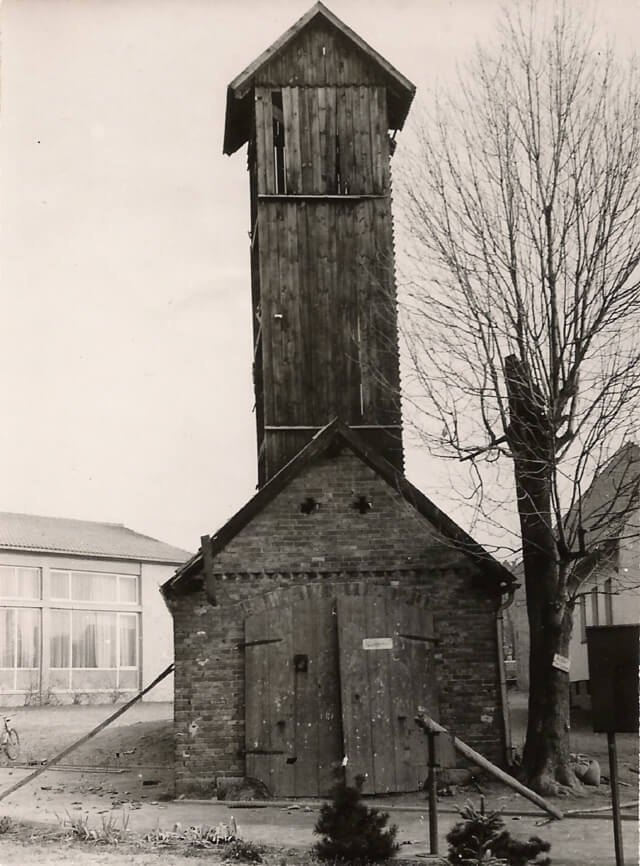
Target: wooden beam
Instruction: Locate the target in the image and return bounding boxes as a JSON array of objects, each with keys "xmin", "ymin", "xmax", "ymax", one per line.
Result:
[
  {"xmin": 0, "ymin": 664, "xmax": 175, "ymax": 804},
  {"xmin": 415, "ymin": 708, "xmax": 564, "ymax": 821},
  {"xmin": 201, "ymin": 534, "xmax": 217, "ymax": 606}
]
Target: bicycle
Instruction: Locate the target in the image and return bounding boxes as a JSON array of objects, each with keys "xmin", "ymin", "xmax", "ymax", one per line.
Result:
[{"xmin": 1, "ymin": 715, "xmax": 20, "ymax": 761}]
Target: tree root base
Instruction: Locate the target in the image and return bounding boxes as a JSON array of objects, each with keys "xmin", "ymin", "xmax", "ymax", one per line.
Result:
[{"xmin": 526, "ymin": 771, "xmax": 586, "ymax": 799}]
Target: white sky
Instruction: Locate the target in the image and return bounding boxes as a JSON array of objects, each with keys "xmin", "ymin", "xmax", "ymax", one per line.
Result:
[{"xmin": 1, "ymin": 0, "xmax": 637, "ymax": 554}]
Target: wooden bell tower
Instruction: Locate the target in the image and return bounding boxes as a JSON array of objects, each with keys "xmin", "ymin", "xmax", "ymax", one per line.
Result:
[{"xmin": 223, "ymin": 2, "xmax": 415, "ymax": 485}]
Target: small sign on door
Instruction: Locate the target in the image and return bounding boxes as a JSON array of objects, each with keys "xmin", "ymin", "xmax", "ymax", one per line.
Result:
[{"xmin": 362, "ymin": 637, "xmax": 393, "ymax": 650}]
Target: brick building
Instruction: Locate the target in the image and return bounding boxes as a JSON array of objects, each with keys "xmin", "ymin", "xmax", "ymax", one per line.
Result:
[{"xmin": 162, "ymin": 2, "xmax": 516, "ymax": 799}]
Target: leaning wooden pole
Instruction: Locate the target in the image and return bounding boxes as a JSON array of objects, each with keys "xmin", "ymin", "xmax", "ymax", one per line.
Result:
[
  {"xmin": 415, "ymin": 708, "xmax": 563, "ymax": 821},
  {"xmin": 0, "ymin": 663, "xmax": 174, "ymax": 804}
]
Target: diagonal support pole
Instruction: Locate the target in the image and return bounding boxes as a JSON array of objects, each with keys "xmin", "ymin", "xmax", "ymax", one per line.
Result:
[
  {"xmin": 0, "ymin": 663, "xmax": 174, "ymax": 804},
  {"xmin": 415, "ymin": 708, "xmax": 563, "ymax": 821}
]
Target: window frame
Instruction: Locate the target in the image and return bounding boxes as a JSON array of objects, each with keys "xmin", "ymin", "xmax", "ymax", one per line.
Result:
[
  {"xmin": 604, "ymin": 577, "xmax": 614, "ymax": 625},
  {"xmin": 50, "ymin": 569, "xmax": 139, "ymax": 605},
  {"xmin": 579, "ymin": 593, "xmax": 587, "ymax": 643},
  {"xmin": 0, "ymin": 606, "xmax": 41, "ymax": 692},
  {"xmin": 0, "ymin": 565, "xmax": 41, "ymax": 601},
  {"xmin": 49, "ymin": 609, "xmax": 139, "ymax": 672}
]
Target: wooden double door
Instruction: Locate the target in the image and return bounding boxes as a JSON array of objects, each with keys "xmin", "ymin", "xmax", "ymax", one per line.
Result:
[{"xmin": 244, "ymin": 585, "xmax": 442, "ymax": 796}]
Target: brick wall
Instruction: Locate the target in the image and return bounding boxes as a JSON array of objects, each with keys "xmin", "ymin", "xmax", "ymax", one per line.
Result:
[{"xmin": 167, "ymin": 448, "xmax": 505, "ymax": 797}]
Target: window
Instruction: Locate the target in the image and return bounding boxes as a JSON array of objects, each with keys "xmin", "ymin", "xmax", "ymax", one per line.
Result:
[
  {"xmin": 0, "ymin": 608, "xmax": 40, "ymax": 669},
  {"xmin": 579, "ymin": 594, "xmax": 587, "ymax": 643},
  {"xmin": 119, "ymin": 614, "xmax": 138, "ymax": 667},
  {"xmin": 50, "ymin": 570, "xmax": 138, "ymax": 605},
  {"xmin": 591, "ymin": 586, "xmax": 600, "ymax": 626},
  {"xmin": 604, "ymin": 578, "xmax": 614, "ymax": 625},
  {"xmin": 0, "ymin": 565, "xmax": 40, "ymax": 600},
  {"xmin": 50, "ymin": 610, "xmax": 138, "ymax": 670}
]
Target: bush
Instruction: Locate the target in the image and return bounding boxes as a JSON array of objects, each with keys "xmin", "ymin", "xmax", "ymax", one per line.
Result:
[
  {"xmin": 314, "ymin": 775, "xmax": 398, "ymax": 864},
  {"xmin": 446, "ymin": 802, "xmax": 551, "ymax": 866}
]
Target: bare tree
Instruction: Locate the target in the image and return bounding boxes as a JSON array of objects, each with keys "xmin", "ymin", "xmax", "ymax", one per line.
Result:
[{"xmin": 398, "ymin": 2, "xmax": 640, "ymax": 795}]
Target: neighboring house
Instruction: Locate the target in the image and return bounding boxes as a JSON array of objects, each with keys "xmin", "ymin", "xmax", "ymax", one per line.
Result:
[
  {"xmin": 0, "ymin": 511, "xmax": 191, "ymax": 706},
  {"xmin": 567, "ymin": 443, "xmax": 640, "ymax": 710},
  {"xmin": 506, "ymin": 443, "xmax": 640, "ymax": 705}
]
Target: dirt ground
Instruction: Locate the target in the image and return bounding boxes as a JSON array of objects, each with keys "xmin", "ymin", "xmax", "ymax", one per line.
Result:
[{"xmin": 0, "ymin": 693, "xmax": 637, "ymax": 865}]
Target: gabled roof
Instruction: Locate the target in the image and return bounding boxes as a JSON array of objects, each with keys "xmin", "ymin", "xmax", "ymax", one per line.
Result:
[
  {"xmin": 223, "ymin": 1, "xmax": 416, "ymax": 155},
  {"xmin": 162, "ymin": 419, "xmax": 516, "ymax": 597},
  {"xmin": 0, "ymin": 511, "xmax": 192, "ymax": 565},
  {"xmin": 565, "ymin": 442, "xmax": 640, "ymax": 551}
]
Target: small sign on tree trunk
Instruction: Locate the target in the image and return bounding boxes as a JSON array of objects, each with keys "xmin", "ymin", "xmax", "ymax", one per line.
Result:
[{"xmin": 552, "ymin": 653, "xmax": 570, "ymax": 672}]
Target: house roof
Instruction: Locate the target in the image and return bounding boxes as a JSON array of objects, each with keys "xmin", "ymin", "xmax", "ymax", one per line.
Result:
[
  {"xmin": 0, "ymin": 511, "xmax": 192, "ymax": 565},
  {"xmin": 565, "ymin": 442, "xmax": 640, "ymax": 551},
  {"xmin": 162, "ymin": 419, "xmax": 516, "ymax": 597},
  {"xmin": 223, "ymin": 1, "xmax": 416, "ymax": 155}
]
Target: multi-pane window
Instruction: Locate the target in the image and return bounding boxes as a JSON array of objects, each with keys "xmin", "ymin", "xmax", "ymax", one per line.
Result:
[
  {"xmin": 0, "ymin": 565, "xmax": 41, "ymax": 600},
  {"xmin": 49, "ymin": 609, "xmax": 139, "ymax": 692},
  {"xmin": 50, "ymin": 610, "xmax": 138, "ymax": 670},
  {"xmin": 0, "ymin": 608, "xmax": 40, "ymax": 669},
  {"xmin": 49, "ymin": 569, "xmax": 140, "ymax": 693},
  {"xmin": 50, "ymin": 570, "xmax": 138, "ymax": 604},
  {"xmin": 0, "ymin": 565, "xmax": 141, "ymax": 694}
]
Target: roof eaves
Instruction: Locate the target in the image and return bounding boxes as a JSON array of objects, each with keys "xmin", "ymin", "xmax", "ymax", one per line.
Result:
[{"xmin": 0, "ymin": 542, "xmax": 189, "ymax": 566}]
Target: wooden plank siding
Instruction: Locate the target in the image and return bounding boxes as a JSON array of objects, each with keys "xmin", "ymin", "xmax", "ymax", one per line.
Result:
[
  {"xmin": 244, "ymin": 597, "xmax": 342, "ymax": 797},
  {"xmin": 244, "ymin": 606, "xmax": 296, "ymax": 794},
  {"xmin": 337, "ymin": 591, "xmax": 441, "ymax": 793},
  {"xmin": 255, "ymin": 86, "xmax": 387, "ymax": 196},
  {"xmin": 256, "ymin": 22, "xmax": 388, "ymax": 90},
  {"xmin": 250, "ymin": 25, "xmax": 401, "ymax": 482},
  {"xmin": 258, "ymin": 201, "xmax": 399, "ymax": 414},
  {"xmin": 256, "ymin": 196, "xmax": 401, "ymax": 480}
]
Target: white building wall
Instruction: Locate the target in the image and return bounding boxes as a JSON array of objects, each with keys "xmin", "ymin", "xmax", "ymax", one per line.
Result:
[{"xmin": 140, "ymin": 562, "xmax": 175, "ymax": 702}]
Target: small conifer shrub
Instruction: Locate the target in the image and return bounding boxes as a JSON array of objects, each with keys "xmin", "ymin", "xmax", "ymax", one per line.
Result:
[
  {"xmin": 446, "ymin": 802, "xmax": 551, "ymax": 866},
  {"xmin": 314, "ymin": 774, "xmax": 399, "ymax": 864}
]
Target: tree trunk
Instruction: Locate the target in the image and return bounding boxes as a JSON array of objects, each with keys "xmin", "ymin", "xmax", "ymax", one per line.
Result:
[{"xmin": 504, "ymin": 355, "xmax": 581, "ymax": 795}]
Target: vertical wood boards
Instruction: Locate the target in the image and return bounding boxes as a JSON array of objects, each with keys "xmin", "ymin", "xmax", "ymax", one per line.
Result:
[
  {"xmin": 256, "ymin": 23, "xmax": 385, "ymax": 90},
  {"xmin": 314, "ymin": 596, "xmax": 344, "ymax": 794},
  {"xmin": 244, "ymin": 596, "xmax": 342, "ymax": 796},
  {"xmin": 336, "ymin": 590, "xmax": 440, "ymax": 793},
  {"xmin": 252, "ymin": 51, "xmax": 399, "ymax": 475},
  {"xmin": 291, "ymin": 595, "xmax": 342, "ymax": 795},
  {"xmin": 255, "ymin": 89, "xmax": 275, "ymax": 195},
  {"xmin": 245, "ymin": 587, "xmax": 441, "ymax": 796},
  {"xmin": 282, "ymin": 88, "xmax": 301, "ymax": 195},
  {"xmin": 244, "ymin": 606, "xmax": 295, "ymax": 795},
  {"xmin": 257, "ymin": 196, "xmax": 400, "ymax": 474},
  {"xmin": 256, "ymin": 86, "xmax": 387, "ymax": 197},
  {"xmin": 334, "ymin": 590, "xmax": 376, "ymax": 794}
]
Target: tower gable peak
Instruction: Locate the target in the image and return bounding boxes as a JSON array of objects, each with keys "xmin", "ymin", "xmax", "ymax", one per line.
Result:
[{"xmin": 223, "ymin": 2, "xmax": 415, "ymax": 155}]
